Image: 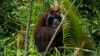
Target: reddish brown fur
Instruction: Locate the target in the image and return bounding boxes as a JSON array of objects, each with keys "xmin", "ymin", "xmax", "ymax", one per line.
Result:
[{"xmin": 34, "ymin": 6, "xmax": 63, "ymax": 52}]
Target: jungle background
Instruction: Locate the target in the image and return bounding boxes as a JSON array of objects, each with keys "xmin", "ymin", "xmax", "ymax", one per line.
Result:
[{"xmin": 0, "ymin": 0, "xmax": 100, "ymax": 56}]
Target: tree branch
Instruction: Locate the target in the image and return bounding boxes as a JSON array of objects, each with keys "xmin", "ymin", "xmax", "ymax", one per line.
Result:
[{"xmin": 24, "ymin": 0, "xmax": 33, "ymax": 56}]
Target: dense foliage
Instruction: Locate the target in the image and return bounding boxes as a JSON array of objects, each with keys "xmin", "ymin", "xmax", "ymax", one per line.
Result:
[{"xmin": 0, "ymin": 0, "xmax": 100, "ymax": 56}]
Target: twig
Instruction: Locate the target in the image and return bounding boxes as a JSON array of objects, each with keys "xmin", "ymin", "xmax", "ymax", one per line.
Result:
[{"xmin": 58, "ymin": 46, "xmax": 95, "ymax": 53}]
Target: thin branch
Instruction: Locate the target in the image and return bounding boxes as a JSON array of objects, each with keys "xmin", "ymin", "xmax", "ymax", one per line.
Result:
[
  {"xmin": 24, "ymin": 0, "xmax": 33, "ymax": 56},
  {"xmin": 58, "ymin": 46, "xmax": 95, "ymax": 53}
]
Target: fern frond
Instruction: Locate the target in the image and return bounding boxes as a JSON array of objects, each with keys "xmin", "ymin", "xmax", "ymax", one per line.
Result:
[{"xmin": 61, "ymin": 0, "xmax": 95, "ymax": 55}]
